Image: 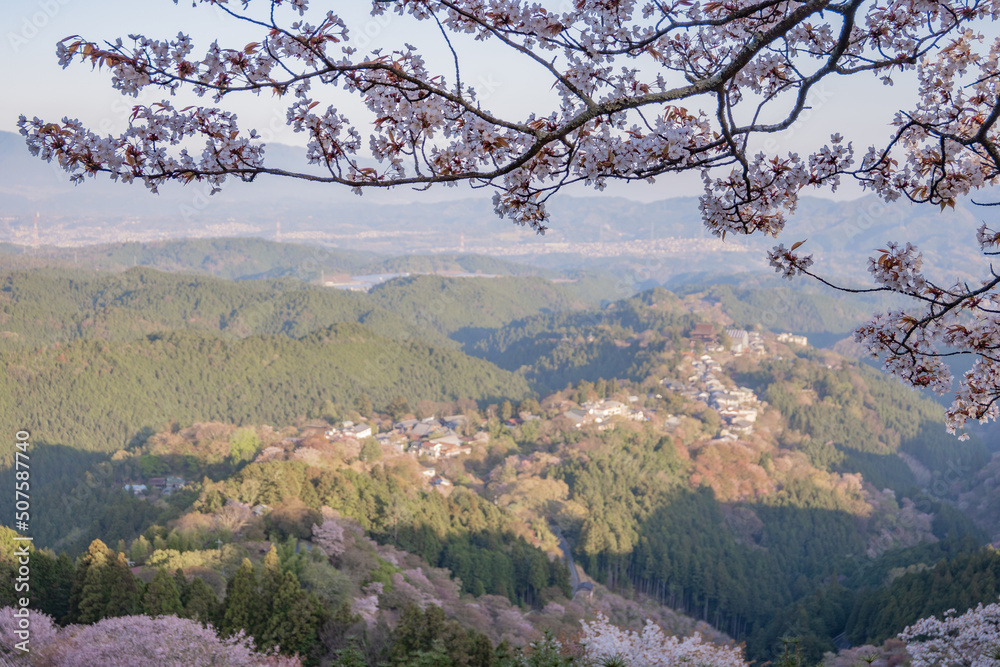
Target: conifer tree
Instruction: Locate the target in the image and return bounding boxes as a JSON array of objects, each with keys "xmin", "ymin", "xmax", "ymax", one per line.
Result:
[
  {"xmin": 173, "ymin": 568, "xmax": 189, "ymax": 601},
  {"xmin": 33, "ymin": 551, "xmax": 75, "ymax": 624},
  {"xmin": 182, "ymin": 576, "xmax": 221, "ymax": 627},
  {"xmin": 221, "ymin": 558, "xmax": 261, "ymax": 641},
  {"xmin": 259, "ymin": 570, "xmax": 322, "ymax": 657},
  {"xmin": 104, "ymin": 553, "xmax": 141, "ymax": 618},
  {"xmin": 142, "ymin": 567, "xmax": 183, "ymax": 617},
  {"xmin": 70, "ymin": 539, "xmax": 115, "ymax": 623},
  {"xmin": 261, "ymin": 544, "xmax": 285, "ymax": 605},
  {"xmin": 391, "ymin": 605, "xmax": 449, "ymax": 662}
]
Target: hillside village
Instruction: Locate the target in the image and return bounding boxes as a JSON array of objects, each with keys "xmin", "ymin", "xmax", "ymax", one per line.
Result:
[{"xmin": 118, "ymin": 327, "xmax": 840, "ymax": 503}]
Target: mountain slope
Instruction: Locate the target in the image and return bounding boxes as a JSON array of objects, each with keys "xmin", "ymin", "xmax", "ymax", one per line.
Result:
[{"xmin": 0, "ymin": 323, "xmax": 530, "ymax": 456}]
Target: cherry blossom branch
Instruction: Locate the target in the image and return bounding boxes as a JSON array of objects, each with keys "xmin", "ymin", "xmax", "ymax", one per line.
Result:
[{"xmin": 20, "ymin": 0, "xmax": 1000, "ymax": 435}]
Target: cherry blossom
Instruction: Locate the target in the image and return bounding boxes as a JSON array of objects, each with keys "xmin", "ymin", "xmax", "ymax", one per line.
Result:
[
  {"xmin": 0, "ymin": 608, "xmax": 301, "ymax": 666},
  {"xmin": 899, "ymin": 600, "xmax": 1000, "ymax": 667},
  {"xmin": 311, "ymin": 514, "xmax": 348, "ymax": 559},
  {"xmin": 19, "ymin": 0, "xmax": 1000, "ymax": 433},
  {"xmin": 578, "ymin": 612, "xmax": 748, "ymax": 667}
]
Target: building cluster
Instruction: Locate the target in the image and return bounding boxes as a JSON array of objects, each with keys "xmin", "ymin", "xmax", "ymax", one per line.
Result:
[
  {"xmin": 724, "ymin": 329, "xmax": 766, "ymax": 356},
  {"xmin": 389, "ymin": 415, "xmax": 480, "ymax": 459},
  {"xmin": 690, "ymin": 325, "xmax": 765, "ymax": 356},
  {"xmin": 277, "ymin": 415, "xmax": 487, "ymax": 492},
  {"xmin": 663, "ymin": 353, "xmax": 762, "ymax": 440},
  {"xmin": 310, "ymin": 414, "xmax": 485, "ymax": 461},
  {"xmin": 562, "ymin": 398, "xmax": 646, "ymax": 430},
  {"xmin": 324, "ymin": 421, "xmax": 373, "ymax": 440},
  {"xmin": 123, "ymin": 475, "xmax": 186, "ymax": 497},
  {"xmin": 776, "ymin": 332, "xmax": 808, "ymax": 346}
]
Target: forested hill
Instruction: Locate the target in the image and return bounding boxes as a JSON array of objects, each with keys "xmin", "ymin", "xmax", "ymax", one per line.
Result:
[
  {"xmin": 689, "ymin": 281, "xmax": 904, "ymax": 337},
  {"xmin": 0, "ymin": 264, "xmax": 600, "ymax": 458},
  {"xmin": 0, "ymin": 267, "xmax": 451, "ymax": 348},
  {"xmin": 0, "ymin": 267, "xmax": 589, "ymax": 351},
  {"xmin": 366, "ymin": 274, "xmax": 589, "ymax": 345},
  {"xmin": 0, "ymin": 237, "xmax": 555, "ymax": 281},
  {"xmin": 0, "ymin": 323, "xmax": 530, "ymax": 457},
  {"xmin": 471, "ymin": 288, "xmax": 699, "ymax": 390}
]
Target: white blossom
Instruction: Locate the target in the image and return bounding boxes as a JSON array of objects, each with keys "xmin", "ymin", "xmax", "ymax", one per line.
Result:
[
  {"xmin": 900, "ymin": 600, "xmax": 1000, "ymax": 667},
  {"xmin": 579, "ymin": 613, "xmax": 748, "ymax": 667}
]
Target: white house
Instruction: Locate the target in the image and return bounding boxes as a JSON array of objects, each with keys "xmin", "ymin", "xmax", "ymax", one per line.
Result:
[
  {"xmin": 589, "ymin": 400, "xmax": 627, "ymax": 418},
  {"xmin": 345, "ymin": 423, "xmax": 373, "ymax": 439},
  {"xmin": 777, "ymin": 332, "xmax": 808, "ymax": 346},
  {"xmin": 726, "ymin": 329, "xmax": 750, "ymax": 354}
]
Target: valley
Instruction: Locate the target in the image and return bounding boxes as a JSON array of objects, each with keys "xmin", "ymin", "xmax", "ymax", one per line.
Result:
[{"xmin": 1, "ymin": 250, "xmax": 997, "ymax": 665}]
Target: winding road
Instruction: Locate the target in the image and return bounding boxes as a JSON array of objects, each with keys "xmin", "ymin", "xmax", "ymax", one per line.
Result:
[{"xmin": 551, "ymin": 523, "xmax": 589, "ymax": 596}]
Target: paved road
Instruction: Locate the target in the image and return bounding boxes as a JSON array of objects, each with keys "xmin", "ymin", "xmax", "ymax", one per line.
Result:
[{"xmin": 550, "ymin": 523, "xmax": 580, "ymax": 591}]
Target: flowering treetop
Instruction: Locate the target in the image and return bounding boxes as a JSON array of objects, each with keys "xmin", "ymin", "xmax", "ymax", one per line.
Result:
[
  {"xmin": 579, "ymin": 612, "xmax": 748, "ymax": 666},
  {"xmin": 18, "ymin": 0, "xmax": 1000, "ymax": 437},
  {"xmin": 899, "ymin": 599, "xmax": 1000, "ymax": 666}
]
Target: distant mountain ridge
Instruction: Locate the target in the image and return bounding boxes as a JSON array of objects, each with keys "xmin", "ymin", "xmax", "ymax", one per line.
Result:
[{"xmin": 2, "ymin": 129, "xmax": 997, "ymax": 282}]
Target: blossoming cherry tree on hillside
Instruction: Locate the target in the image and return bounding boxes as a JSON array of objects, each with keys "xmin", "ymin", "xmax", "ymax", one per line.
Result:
[{"xmin": 19, "ymin": 0, "xmax": 1000, "ymax": 437}]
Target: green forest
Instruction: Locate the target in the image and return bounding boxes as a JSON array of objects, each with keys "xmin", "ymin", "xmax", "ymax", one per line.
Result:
[
  {"xmin": 0, "ymin": 323, "xmax": 529, "ymax": 456},
  {"xmin": 1, "ymin": 260, "xmax": 999, "ymax": 666}
]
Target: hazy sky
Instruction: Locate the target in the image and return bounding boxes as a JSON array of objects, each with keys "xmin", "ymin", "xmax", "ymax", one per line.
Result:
[{"xmin": 0, "ymin": 0, "xmax": 934, "ymax": 203}]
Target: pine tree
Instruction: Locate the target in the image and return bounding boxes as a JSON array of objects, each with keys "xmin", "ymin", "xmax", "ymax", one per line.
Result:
[
  {"xmin": 259, "ymin": 571, "xmax": 322, "ymax": 656},
  {"xmin": 183, "ymin": 576, "xmax": 221, "ymax": 627},
  {"xmin": 221, "ymin": 558, "xmax": 261, "ymax": 641},
  {"xmin": 104, "ymin": 553, "xmax": 141, "ymax": 618},
  {"xmin": 391, "ymin": 604, "xmax": 449, "ymax": 661},
  {"xmin": 71, "ymin": 539, "xmax": 115, "ymax": 623},
  {"xmin": 173, "ymin": 568, "xmax": 189, "ymax": 601},
  {"xmin": 142, "ymin": 567, "xmax": 183, "ymax": 617},
  {"xmin": 260, "ymin": 544, "xmax": 284, "ymax": 609},
  {"xmin": 33, "ymin": 551, "xmax": 75, "ymax": 624}
]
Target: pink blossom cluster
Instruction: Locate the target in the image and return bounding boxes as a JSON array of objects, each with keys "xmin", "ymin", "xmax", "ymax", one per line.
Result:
[
  {"xmin": 851, "ymin": 236, "xmax": 1000, "ymax": 438},
  {"xmin": 899, "ymin": 600, "xmax": 1000, "ymax": 666},
  {"xmin": 578, "ymin": 613, "xmax": 748, "ymax": 667},
  {"xmin": 0, "ymin": 608, "xmax": 301, "ymax": 666},
  {"xmin": 0, "ymin": 604, "xmax": 59, "ymax": 650},
  {"xmin": 352, "ymin": 582, "xmax": 383, "ymax": 627},
  {"xmin": 311, "ymin": 514, "xmax": 349, "ymax": 559}
]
